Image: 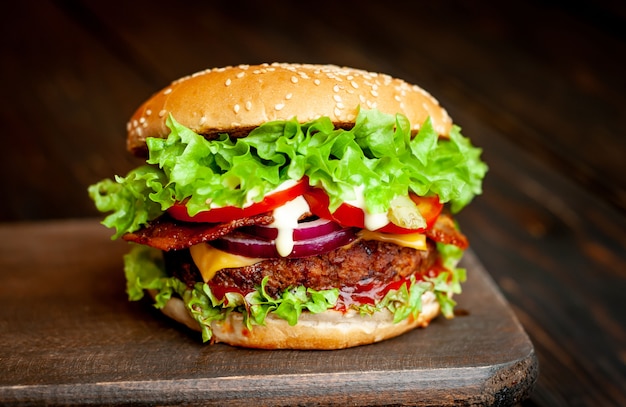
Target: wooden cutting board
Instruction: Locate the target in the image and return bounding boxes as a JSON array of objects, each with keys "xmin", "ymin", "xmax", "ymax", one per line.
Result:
[{"xmin": 0, "ymin": 219, "xmax": 537, "ymax": 406}]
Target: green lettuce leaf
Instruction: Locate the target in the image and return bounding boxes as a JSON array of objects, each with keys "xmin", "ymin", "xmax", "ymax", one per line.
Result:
[
  {"xmin": 88, "ymin": 166, "xmax": 168, "ymax": 239},
  {"xmin": 90, "ymin": 108, "xmax": 487, "ymax": 238},
  {"xmin": 124, "ymin": 244, "xmax": 466, "ymax": 342}
]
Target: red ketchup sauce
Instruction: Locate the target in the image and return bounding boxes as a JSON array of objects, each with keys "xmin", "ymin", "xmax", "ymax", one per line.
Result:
[
  {"xmin": 335, "ymin": 261, "xmax": 446, "ymax": 312},
  {"xmin": 206, "ymin": 283, "xmax": 251, "ymax": 304}
]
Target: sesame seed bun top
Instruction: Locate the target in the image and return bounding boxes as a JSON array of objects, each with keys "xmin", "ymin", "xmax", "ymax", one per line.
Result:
[{"xmin": 126, "ymin": 63, "xmax": 453, "ymax": 156}]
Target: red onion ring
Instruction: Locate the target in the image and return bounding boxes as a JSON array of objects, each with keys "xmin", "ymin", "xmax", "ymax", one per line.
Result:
[
  {"xmin": 211, "ymin": 227, "xmax": 358, "ymax": 258},
  {"xmin": 240, "ymin": 217, "xmax": 344, "ymax": 241}
]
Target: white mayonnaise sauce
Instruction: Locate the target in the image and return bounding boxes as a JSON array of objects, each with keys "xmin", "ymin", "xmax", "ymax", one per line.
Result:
[{"xmin": 270, "ymin": 195, "xmax": 310, "ymax": 257}]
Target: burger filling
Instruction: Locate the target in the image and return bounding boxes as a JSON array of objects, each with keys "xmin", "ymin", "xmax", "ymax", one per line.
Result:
[{"xmin": 90, "ymin": 108, "xmax": 487, "ymax": 342}]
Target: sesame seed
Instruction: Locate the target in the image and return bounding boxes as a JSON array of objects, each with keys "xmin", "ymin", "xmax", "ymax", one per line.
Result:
[
  {"xmin": 136, "ymin": 127, "xmax": 143, "ymax": 136},
  {"xmin": 139, "ymin": 117, "xmax": 146, "ymax": 124},
  {"xmin": 146, "ymin": 109, "xmax": 152, "ymax": 116},
  {"xmin": 236, "ymin": 71, "xmax": 245, "ymax": 78},
  {"xmin": 333, "ymin": 84, "xmax": 340, "ymax": 92},
  {"xmin": 225, "ymin": 78, "xmax": 232, "ymax": 86},
  {"xmin": 351, "ymin": 81, "xmax": 359, "ymax": 89},
  {"xmin": 163, "ymin": 88, "xmax": 172, "ymax": 95},
  {"xmin": 285, "ymin": 93, "xmax": 293, "ymax": 100},
  {"xmin": 333, "ymin": 94, "xmax": 342, "ymax": 102},
  {"xmin": 370, "ymin": 89, "xmax": 379, "ymax": 97},
  {"xmin": 334, "ymin": 107, "xmax": 341, "ymax": 117},
  {"xmin": 126, "ymin": 122, "xmax": 131, "ymax": 131},
  {"xmin": 336, "ymin": 102, "xmax": 345, "ymax": 109},
  {"xmin": 291, "ymin": 76, "xmax": 298, "ymax": 84},
  {"xmin": 133, "ymin": 120, "xmax": 138, "ymax": 127},
  {"xmin": 245, "ymin": 101, "xmax": 252, "ymax": 110},
  {"xmin": 234, "ymin": 104, "xmax": 240, "ymax": 113},
  {"xmin": 159, "ymin": 109, "xmax": 167, "ymax": 117},
  {"xmin": 275, "ymin": 103, "xmax": 285, "ymax": 111},
  {"xmin": 314, "ymin": 79, "xmax": 321, "ymax": 86},
  {"xmin": 199, "ymin": 116, "xmax": 207, "ymax": 125}
]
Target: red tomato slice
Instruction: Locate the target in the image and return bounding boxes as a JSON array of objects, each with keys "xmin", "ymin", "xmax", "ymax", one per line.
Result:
[
  {"xmin": 168, "ymin": 179, "xmax": 308, "ymax": 223},
  {"xmin": 303, "ymin": 188, "xmax": 364, "ymax": 228},
  {"xmin": 409, "ymin": 194, "xmax": 444, "ymax": 229},
  {"xmin": 304, "ymin": 188, "xmax": 443, "ymax": 233}
]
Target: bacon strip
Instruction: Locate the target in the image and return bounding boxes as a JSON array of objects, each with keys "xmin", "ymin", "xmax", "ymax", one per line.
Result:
[
  {"xmin": 122, "ymin": 213, "xmax": 274, "ymax": 251},
  {"xmin": 425, "ymin": 212, "xmax": 469, "ymax": 249}
]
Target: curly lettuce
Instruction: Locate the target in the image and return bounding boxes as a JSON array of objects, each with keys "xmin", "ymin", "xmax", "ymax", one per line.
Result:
[
  {"xmin": 89, "ymin": 108, "xmax": 487, "ymax": 238},
  {"xmin": 125, "ymin": 244, "xmax": 466, "ymax": 343}
]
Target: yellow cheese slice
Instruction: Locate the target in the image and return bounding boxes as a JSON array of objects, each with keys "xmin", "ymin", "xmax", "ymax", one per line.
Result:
[
  {"xmin": 357, "ymin": 230, "xmax": 428, "ymax": 251},
  {"xmin": 189, "ymin": 243, "xmax": 263, "ymax": 282}
]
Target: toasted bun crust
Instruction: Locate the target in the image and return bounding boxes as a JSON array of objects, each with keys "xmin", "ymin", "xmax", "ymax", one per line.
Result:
[
  {"xmin": 150, "ymin": 289, "xmax": 441, "ymax": 349},
  {"xmin": 127, "ymin": 63, "xmax": 452, "ymax": 156}
]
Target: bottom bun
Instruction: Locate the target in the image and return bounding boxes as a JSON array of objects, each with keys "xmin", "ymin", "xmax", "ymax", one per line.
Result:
[{"xmin": 150, "ymin": 289, "xmax": 441, "ymax": 349}]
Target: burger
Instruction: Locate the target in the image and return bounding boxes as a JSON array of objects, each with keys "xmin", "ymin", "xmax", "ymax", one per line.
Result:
[{"xmin": 89, "ymin": 63, "xmax": 487, "ymax": 349}]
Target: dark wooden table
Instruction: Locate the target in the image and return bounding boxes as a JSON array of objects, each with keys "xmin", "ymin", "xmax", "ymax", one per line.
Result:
[{"xmin": 1, "ymin": 1, "xmax": 625, "ymax": 405}]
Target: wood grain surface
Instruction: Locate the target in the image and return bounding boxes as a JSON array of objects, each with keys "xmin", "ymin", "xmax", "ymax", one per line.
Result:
[
  {"xmin": 1, "ymin": 0, "xmax": 625, "ymax": 405},
  {"xmin": 0, "ymin": 220, "xmax": 536, "ymax": 406}
]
